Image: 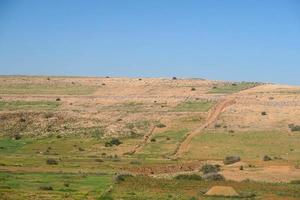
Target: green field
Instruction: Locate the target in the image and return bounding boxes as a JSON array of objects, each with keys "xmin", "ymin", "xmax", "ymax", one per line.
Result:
[
  {"xmin": 208, "ymin": 82, "xmax": 259, "ymax": 94},
  {"xmin": 0, "ymin": 84, "xmax": 97, "ymax": 95},
  {"xmin": 1, "ymin": 172, "xmax": 300, "ymax": 200},
  {"xmin": 186, "ymin": 131, "xmax": 300, "ymax": 161},
  {"xmin": 173, "ymin": 101, "xmax": 215, "ymax": 112},
  {"xmin": 0, "ymin": 101, "xmax": 60, "ymax": 111},
  {"xmin": 0, "ymin": 172, "xmax": 112, "ymax": 200}
]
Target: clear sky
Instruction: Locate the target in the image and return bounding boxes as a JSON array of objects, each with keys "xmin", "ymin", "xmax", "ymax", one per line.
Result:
[{"xmin": 0, "ymin": 0, "xmax": 299, "ymax": 85}]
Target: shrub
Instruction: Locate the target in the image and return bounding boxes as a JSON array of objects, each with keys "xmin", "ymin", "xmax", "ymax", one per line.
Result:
[
  {"xmin": 239, "ymin": 166, "xmax": 244, "ymax": 170},
  {"xmin": 156, "ymin": 123, "xmax": 166, "ymax": 128},
  {"xmin": 46, "ymin": 158, "xmax": 58, "ymax": 165},
  {"xmin": 95, "ymin": 158, "xmax": 104, "ymax": 162},
  {"xmin": 105, "ymin": 138, "xmax": 122, "ymax": 147},
  {"xmin": 56, "ymin": 98, "xmax": 61, "ymax": 101},
  {"xmin": 223, "ymin": 156, "xmax": 240, "ymax": 165},
  {"xmin": 172, "ymin": 77, "xmax": 177, "ymax": 80},
  {"xmin": 129, "ymin": 160, "xmax": 141, "ymax": 165},
  {"xmin": 150, "ymin": 138, "xmax": 156, "ymax": 142},
  {"xmin": 202, "ymin": 173, "xmax": 225, "ymax": 181},
  {"xmin": 191, "ymin": 87, "xmax": 196, "ymax": 91},
  {"xmin": 78, "ymin": 147, "xmax": 85, "ymax": 151},
  {"xmin": 289, "ymin": 124, "xmax": 300, "ymax": 132},
  {"xmin": 261, "ymin": 111, "xmax": 267, "ymax": 116},
  {"xmin": 200, "ymin": 164, "xmax": 220, "ymax": 174},
  {"xmin": 214, "ymin": 124, "xmax": 222, "ymax": 128},
  {"xmin": 113, "ymin": 172, "xmax": 133, "ymax": 183},
  {"xmin": 39, "ymin": 185, "xmax": 53, "ymax": 190},
  {"xmin": 44, "ymin": 112, "xmax": 54, "ymax": 118},
  {"xmin": 19, "ymin": 117, "xmax": 26, "ymax": 122},
  {"xmin": 263, "ymin": 155, "xmax": 272, "ymax": 161},
  {"xmin": 175, "ymin": 174, "xmax": 202, "ymax": 180},
  {"xmin": 290, "ymin": 180, "xmax": 300, "ymax": 184},
  {"xmin": 14, "ymin": 133, "xmax": 22, "ymax": 140}
]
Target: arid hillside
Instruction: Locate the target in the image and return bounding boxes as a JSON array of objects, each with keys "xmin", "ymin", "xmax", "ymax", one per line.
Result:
[{"xmin": 0, "ymin": 76, "xmax": 300, "ymax": 200}]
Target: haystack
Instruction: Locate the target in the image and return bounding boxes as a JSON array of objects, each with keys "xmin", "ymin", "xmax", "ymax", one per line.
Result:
[{"xmin": 205, "ymin": 186, "xmax": 239, "ymax": 197}]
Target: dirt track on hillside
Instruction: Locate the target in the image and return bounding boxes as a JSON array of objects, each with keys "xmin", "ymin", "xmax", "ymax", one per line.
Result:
[
  {"xmin": 125, "ymin": 118, "xmax": 163, "ymax": 155},
  {"xmin": 174, "ymin": 98, "xmax": 236, "ymax": 157}
]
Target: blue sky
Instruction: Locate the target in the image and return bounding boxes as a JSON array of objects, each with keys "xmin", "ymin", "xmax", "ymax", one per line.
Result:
[{"xmin": 0, "ymin": 0, "xmax": 299, "ymax": 85}]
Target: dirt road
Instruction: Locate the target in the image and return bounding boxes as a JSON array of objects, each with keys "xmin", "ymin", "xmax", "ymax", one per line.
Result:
[
  {"xmin": 174, "ymin": 98, "xmax": 236, "ymax": 157},
  {"xmin": 125, "ymin": 118, "xmax": 162, "ymax": 155}
]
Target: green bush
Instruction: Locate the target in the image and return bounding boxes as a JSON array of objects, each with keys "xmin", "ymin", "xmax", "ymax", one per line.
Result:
[
  {"xmin": 290, "ymin": 180, "xmax": 300, "ymax": 184},
  {"xmin": 39, "ymin": 185, "xmax": 53, "ymax": 190},
  {"xmin": 223, "ymin": 156, "xmax": 240, "ymax": 165},
  {"xmin": 113, "ymin": 172, "xmax": 133, "ymax": 183},
  {"xmin": 156, "ymin": 123, "xmax": 166, "ymax": 128},
  {"xmin": 289, "ymin": 124, "xmax": 300, "ymax": 132},
  {"xmin": 105, "ymin": 138, "xmax": 122, "ymax": 147},
  {"xmin": 174, "ymin": 174, "xmax": 202, "ymax": 180},
  {"xmin": 46, "ymin": 158, "xmax": 58, "ymax": 165},
  {"xmin": 200, "ymin": 164, "xmax": 220, "ymax": 174},
  {"xmin": 202, "ymin": 173, "xmax": 225, "ymax": 181}
]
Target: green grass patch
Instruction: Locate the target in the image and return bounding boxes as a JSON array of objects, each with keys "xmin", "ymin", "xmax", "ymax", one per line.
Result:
[
  {"xmin": 208, "ymin": 82, "xmax": 260, "ymax": 94},
  {"xmin": 0, "ymin": 83, "xmax": 97, "ymax": 95},
  {"xmin": 0, "ymin": 101, "xmax": 60, "ymax": 111},
  {"xmin": 0, "ymin": 172, "xmax": 112, "ymax": 199},
  {"xmin": 186, "ymin": 131, "xmax": 300, "ymax": 161},
  {"xmin": 103, "ymin": 102, "xmax": 145, "ymax": 113},
  {"xmin": 173, "ymin": 101, "xmax": 214, "ymax": 112},
  {"xmin": 138, "ymin": 129, "xmax": 188, "ymax": 158},
  {"xmin": 0, "ymin": 137, "xmax": 33, "ymax": 154}
]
